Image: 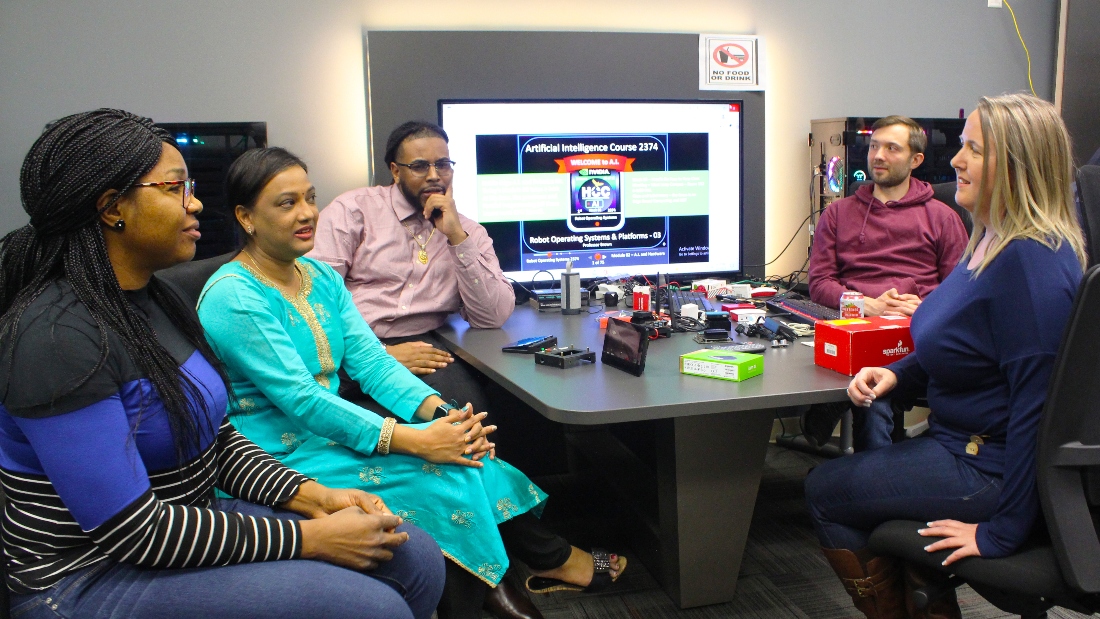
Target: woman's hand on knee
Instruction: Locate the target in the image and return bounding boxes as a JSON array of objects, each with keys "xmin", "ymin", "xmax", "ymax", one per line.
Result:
[
  {"xmin": 847, "ymin": 367, "xmax": 897, "ymax": 407},
  {"xmin": 281, "ymin": 481, "xmax": 391, "ymax": 518},
  {"xmin": 918, "ymin": 520, "xmax": 980, "ymax": 566},
  {"xmin": 299, "ymin": 506, "xmax": 408, "ymax": 570}
]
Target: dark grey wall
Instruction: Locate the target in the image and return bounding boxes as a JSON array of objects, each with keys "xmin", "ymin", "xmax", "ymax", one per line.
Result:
[
  {"xmin": 1063, "ymin": 0, "xmax": 1100, "ymax": 165},
  {"xmin": 364, "ymin": 31, "xmax": 767, "ymax": 277}
]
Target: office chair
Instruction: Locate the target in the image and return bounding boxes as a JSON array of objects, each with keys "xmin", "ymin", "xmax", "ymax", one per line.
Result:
[
  {"xmin": 930, "ymin": 181, "xmax": 972, "ymax": 237},
  {"xmin": 158, "ymin": 251, "xmax": 237, "ymax": 307},
  {"xmin": 1075, "ymin": 165, "xmax": 1100, "ymax": 267},
  {"xmin": 868, "ymin": 264, "xmax": 1100, "ymax": 618}
]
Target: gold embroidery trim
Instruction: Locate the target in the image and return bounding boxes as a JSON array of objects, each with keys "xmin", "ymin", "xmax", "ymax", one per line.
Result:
[
  {"xmin": 440, "ymin": 549, "xmax": 503, "ymax": 587},
  {"xmin": 240, "ymin": 260, "xmax": 335, "ymax": 388}
]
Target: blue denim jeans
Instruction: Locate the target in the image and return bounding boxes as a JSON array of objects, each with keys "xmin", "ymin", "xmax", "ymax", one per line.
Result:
[
  {"xmin": 9, "ymin": 499, "xmax": 445, "ymax": 619},
  {"xmin": 856, "ymin": 397, "xmax": 898, "ymax": 451},
  {"xmin": 805, "ymin": 436, "xmax": 1002, "ymax": 550}
]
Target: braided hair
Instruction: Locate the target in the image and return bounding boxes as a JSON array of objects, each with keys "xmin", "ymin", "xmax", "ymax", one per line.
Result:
[
  {"xmin": 383, "ymin": 120, "xmax": 449, "ymax": 167},
  {"xmin": 0, "ymin": 108, "xmax": 231, "ymax": 462}
]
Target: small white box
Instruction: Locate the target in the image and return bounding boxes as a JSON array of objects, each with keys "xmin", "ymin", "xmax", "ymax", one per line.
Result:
[
  {"xmin": 730, "ymin": 283, "xmax": 753, "ymax": 298},
  {"xmin": 731, "ymin": 308, "xmax": 765, "ymax": 324}
]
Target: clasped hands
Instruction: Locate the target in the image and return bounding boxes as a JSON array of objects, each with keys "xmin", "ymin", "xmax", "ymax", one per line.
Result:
[
  {"xmin": 284, "ymin": 481, "xmax": 407, "ymax": 571},
  {"xmin": 863, "ymin": 288, "xmax": 921, "ymax": 317},
  {"xmin": 419, "ymin": 404, "xmax": 497, "ymax": 466},
  {"xmin": 848, "ymin": 366, "xmax": 982, "ymax": 565}
]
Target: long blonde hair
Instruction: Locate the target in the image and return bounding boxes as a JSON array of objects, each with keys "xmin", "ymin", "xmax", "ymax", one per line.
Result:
[{"xmin": 965, "ymin": 93, "xmax": 1087, "ymax": 275}]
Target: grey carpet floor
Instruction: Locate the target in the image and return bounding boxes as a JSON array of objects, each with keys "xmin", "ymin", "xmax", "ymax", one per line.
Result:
[{"xmin": 497, "ymin": 445, "xmax": 1093, "ymax": 619}]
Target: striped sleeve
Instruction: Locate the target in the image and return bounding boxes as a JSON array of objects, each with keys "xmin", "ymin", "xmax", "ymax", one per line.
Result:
[
  {"xmin": 215, "ymin": 418, "xmax": 311, "ymax": 505},
  {"xmin": 87, "ymin": 488, "xmax": 301, "ymax": 568}
]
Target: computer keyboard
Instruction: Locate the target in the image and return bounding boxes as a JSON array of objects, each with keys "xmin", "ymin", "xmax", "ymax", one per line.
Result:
[
  {"xmin": 766, "ymin": 292, "xmax": 840, "ymax": 324},
  {"xmin": 666, "ymin": 289, "xmax": 718, "ymax": 314}
]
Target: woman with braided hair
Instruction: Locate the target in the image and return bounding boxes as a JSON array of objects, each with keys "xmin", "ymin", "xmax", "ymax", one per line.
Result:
[{"xmin": 0, "ymin": 109, "xmax": 444, "ymax": 618}]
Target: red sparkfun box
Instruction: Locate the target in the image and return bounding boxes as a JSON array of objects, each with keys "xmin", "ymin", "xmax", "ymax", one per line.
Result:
[{"xmin": 814, "ymin": 316, "xmax": 914, "ymax": 376}]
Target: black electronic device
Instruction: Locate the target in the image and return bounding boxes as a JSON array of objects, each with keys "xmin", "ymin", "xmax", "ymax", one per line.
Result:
[
  {"xmin": 704, "ymin": 311, "xmax": 732, "ymax": 331},
  {"xmin": 603, "ymin": 291, "xmax": 620, "ymax": 306},
  {"xmin": 501, "ymin": 335, "xmax": 558, "ymax": 353},
  {"xmin": 534, "ymin": 346, "xmax": 596, "ymax": 369},
  {"xmin": 736, "ymin": 319, "xmax": 777, "ymax": 340},
  {"xmin": 761, "ymin": 316, "xmax": 800, "ymax": 341},
  {"xmin": 601, "ymin": 319, "xmax": 649, "ymax": 376},
  {"xmin": 629, "ymin": 311, "xmax": 672, "ymax": 339},
  {"xmin": 694, "ymin": 329, "xmax": 733, "ymax": 344},
  {"xmin": 530, "ymin": 288, "xmax": 590, "ymax": 311}
]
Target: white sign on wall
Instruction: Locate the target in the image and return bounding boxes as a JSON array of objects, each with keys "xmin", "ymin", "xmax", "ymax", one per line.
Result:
[{"xmin": 699, "ymin": 34, "xmax": 763, "ymax": 91}]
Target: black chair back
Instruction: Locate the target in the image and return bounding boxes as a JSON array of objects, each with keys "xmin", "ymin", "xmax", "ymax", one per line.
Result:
[
  {"xmin": 1076, "ymin": 165, "xmax": 1100, "ymax": 267},
  {"xmin": 157, "ymin": 251, "xmax": 237, "ymax": 307},
  {"xmin": 930, "ymin": 181, "xmax": 973, "ymax": 237},
  {"xmin": 1038, "ymin": 262, "xmax": 1100, "ymax": 593}
]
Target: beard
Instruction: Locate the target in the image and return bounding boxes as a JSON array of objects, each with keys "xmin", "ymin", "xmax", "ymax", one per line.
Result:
[
  {"xmin": 871, "ymin": 162, "xmax": 910, "ymax": 189},
  {"xmin": 397, "ymin": 181, "xmax": 429, "ymax": 216},
  {"xmin": 397, "ymin": 180, "xmax": 446, "ymax": 218}
]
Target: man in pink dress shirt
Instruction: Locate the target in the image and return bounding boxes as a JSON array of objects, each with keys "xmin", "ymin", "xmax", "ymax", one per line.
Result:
[{"xmin": 309, "ymin": 121, "xmax": 515, "ymax": 414}]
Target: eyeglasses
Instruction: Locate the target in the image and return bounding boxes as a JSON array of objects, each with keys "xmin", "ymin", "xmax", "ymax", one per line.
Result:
[
  {"xmin": 131, "ymin": 178, "xmax": 197, "ymax": 210},
  {"xmin": 394, "ymin": 159, "xmax": 456, "ymax": 177}
]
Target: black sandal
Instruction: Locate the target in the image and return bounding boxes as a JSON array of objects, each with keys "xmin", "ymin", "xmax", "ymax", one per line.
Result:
[{"xmin": 525, "ymin": 548, "xmax": 626, "ymax": 594}]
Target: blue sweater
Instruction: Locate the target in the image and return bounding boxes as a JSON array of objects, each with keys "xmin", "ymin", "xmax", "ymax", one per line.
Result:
[{"xmin": 887, "ymin": 238, "xmax": 1082, "ymax": 558}]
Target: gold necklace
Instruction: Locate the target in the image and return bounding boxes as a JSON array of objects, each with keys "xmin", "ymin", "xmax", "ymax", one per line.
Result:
[
  {"xmin": 400, "ymin": 220, "xmax": 435, "ymax": 264},
  {"xmin": 243, "ymin": 249, "xmax": 301, "ymax": 294}
]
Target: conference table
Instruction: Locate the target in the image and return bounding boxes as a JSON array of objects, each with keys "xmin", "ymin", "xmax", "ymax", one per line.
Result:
[{"xmin": 435, "ymin": 305, "xmax": 853, "ymax": 608}]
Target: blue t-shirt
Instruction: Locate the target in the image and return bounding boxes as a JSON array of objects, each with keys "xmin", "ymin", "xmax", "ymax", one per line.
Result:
[{"xmin": 888, "ymin": 238, "xmax": 1082, "ymax": 558}]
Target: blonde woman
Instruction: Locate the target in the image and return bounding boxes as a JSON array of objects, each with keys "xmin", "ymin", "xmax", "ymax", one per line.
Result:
[{"xmin": 804, "ymin": 93, "xmax": 1086, "ymax": 619}]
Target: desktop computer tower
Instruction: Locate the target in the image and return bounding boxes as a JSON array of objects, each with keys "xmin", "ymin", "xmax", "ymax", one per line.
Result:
[
  {"xmin": 808, "ymin": 116, "xmax": 964, "ymax": 250},
  {"xmin": 157, "ymin": 122, "xmax": 267, "ymax": 259}
]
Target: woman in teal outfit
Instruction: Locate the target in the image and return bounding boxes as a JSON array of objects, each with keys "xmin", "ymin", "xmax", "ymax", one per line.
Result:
[{"xmin": 197, "ymin": 148, "xmax": 624, "ymax": 619}]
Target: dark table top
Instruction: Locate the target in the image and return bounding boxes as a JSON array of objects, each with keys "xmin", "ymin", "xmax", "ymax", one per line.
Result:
[{"xmin": 434, "ymin": 305, "xmax": 852, "ymax": 424}]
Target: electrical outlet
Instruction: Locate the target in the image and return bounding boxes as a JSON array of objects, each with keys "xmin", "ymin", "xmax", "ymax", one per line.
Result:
[{"xmin": 988, "ymin": 0, "xmax": 1003, "ymax": 7}]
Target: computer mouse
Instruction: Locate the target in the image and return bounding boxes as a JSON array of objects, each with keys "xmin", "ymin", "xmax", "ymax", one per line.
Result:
[{"xmin": 750, "ymin": 286, "xmax": 778, "ymax": 298}]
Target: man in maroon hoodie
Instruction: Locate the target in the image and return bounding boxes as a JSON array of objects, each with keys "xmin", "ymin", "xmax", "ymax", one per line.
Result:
[
  {"xmin": 803, "ymin": 116, "xmax": 968, "ymax": 450},
  {"xmin": 809, "ymin": 116, "xmax": 968, "ymax": 315}
]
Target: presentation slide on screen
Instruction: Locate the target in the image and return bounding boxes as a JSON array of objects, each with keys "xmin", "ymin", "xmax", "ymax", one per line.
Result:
[{"xmin": 440, "ymin": 102, "xmax": 742, "ymax": 279}]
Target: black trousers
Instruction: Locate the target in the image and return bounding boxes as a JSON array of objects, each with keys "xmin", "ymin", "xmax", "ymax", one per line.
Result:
[{"xmin": 339, "ymin": 331, "xmax": 489, "ymax": 415}]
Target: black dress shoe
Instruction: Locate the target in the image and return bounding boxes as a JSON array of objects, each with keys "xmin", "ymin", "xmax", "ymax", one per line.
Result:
[{"xmin": 484, "ymin": 576, "xmax": 544, "ymax": 619}]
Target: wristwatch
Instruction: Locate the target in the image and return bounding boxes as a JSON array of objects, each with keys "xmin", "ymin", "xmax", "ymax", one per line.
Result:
[{"xmin": 435, "ymin": 401, "xmax": 458, "ymax": 419}]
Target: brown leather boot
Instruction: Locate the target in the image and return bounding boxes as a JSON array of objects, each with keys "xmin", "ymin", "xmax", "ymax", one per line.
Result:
[
  {"xmin": 821, "ymin": 547, "xmax": 906, "ymax": 619},
  {"xmin": 903, "ymin": 562, "xmax": 962, "ymax": 619}
]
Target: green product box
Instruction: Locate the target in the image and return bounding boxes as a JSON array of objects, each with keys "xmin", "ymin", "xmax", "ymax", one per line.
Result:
[{"xmin": 679, "ymin": 349, "xmax": 764, "ymax": 382}]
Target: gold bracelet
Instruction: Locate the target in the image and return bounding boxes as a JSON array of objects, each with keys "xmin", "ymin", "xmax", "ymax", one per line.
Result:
[{"xmin": 377, "ymin": 417, "xmax": 397, "ymax": 455}]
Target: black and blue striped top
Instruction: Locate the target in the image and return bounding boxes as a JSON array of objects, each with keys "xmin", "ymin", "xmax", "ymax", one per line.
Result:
[{"xmin": 0, "ymin": 278, "xmax": 310, "ymax": 594}]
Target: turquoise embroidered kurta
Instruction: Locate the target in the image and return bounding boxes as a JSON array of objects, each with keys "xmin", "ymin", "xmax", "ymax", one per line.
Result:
[{"xmin": 197, "ymin": 257, "xmax": 545, "ymax": 585}]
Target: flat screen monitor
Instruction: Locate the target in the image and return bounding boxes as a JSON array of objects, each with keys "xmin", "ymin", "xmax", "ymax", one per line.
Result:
[{"xmin": 438, "ymin": 99, "xmax": 743, "ymax": 282}]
